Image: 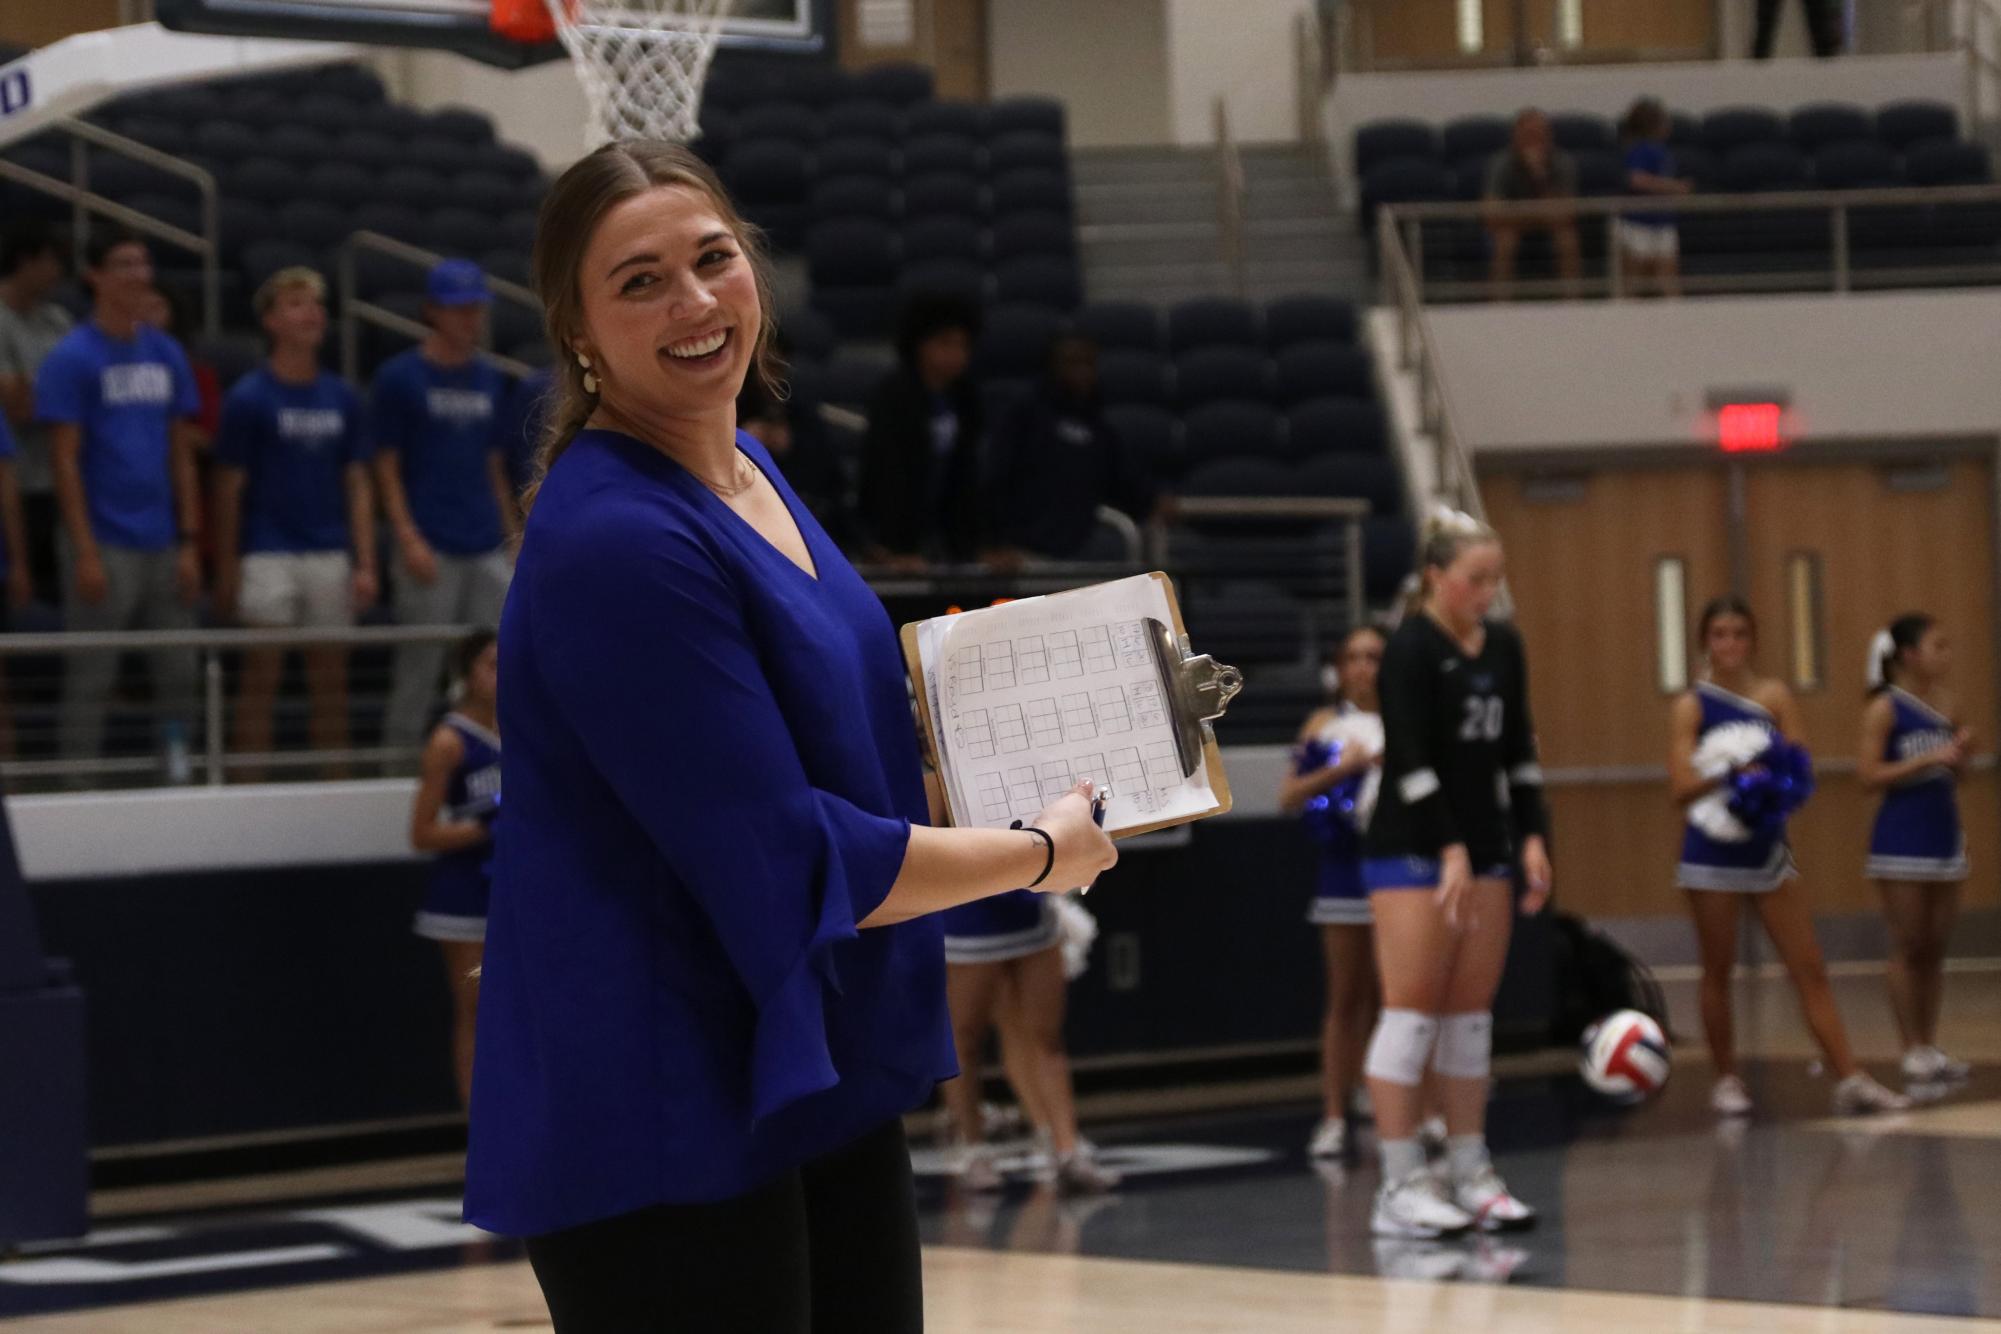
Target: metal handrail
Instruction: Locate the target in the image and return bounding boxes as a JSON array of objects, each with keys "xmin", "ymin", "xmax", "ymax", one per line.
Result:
[
  {"xmin": 1375, "ymin": 205, "xmax": 1483, "ymax": 528},
  {"xmin": 1384, "ymin": 181, "xmax": 2001, "ymax": 299},
  {"xmin": 0, "ymin": 119, "xmax": 222, "ymax": 339},
  {"xmin": 337, "ymin": 230, "xmax": 543, "ymax": 382},
  {"xmin": 1213, "ymin": 97, "xmax": 1249, "ymax": 299}
]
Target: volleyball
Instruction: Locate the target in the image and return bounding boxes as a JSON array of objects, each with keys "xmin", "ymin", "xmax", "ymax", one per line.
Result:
[{"xmin": 1580, "ymin": 1010, "xmax": 1671, "ymax": 1106}]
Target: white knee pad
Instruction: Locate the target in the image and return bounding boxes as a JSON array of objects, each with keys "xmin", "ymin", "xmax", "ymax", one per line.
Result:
[
  {"xmin": 1432, "ymin": 1011, "xmax": 1493, "ymax": 1080},
  {"xmin": 1364, "ymin": 1009, "xmax": 1439, "ymax": 1087}
]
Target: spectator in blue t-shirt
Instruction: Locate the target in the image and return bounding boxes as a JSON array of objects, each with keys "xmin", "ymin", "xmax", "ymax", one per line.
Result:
[
  {"xmin": 1617, "ymin": 98, "xmax": 1692, "ymax": 299},
  {"xmin": 371, "ymin": 260, "xmax": 520, "ymax": 754},
  {"xmin": 212, "ymin": 267, "xmax": 377, "ymax": 778},
  {"xmin": 35, "ymin": 229, "xmax": 204, "ymax": 774}
]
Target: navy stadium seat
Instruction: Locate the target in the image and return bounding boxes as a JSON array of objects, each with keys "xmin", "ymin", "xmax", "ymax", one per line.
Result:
[
  {"xmin": 991, "ymin": 210, "xmax": 1073, "ymax": 261},
  {"xmin": 807, "ymin": 218, "xmax": 898, "ymax": 286},
  {"xmin": 1288, "ymin": 398, "xmax": 1389, "ymax": 458},
  {"xmin": 1167, "ymin": 297, "xmax": 1259, "ymax": 354},
  {"xmin": 1104, "ymin": 404, "xmax": 1182, "ymax": 480},
  {"xmin": 821, "ymin": 346, "xmax": 897, "ymax": 410},
  {"xmin": 811, "ymin": 175, "xmax": 898, "ymax": 221},
  {"xmin": 994, "ymin": 256, "xmax": 1082, "ymax": 309},
  {"xmin": 823, "ymin": 99, "xmax": 901, "ymax": 141},
  {"xmin": 288, "ymin": 95, "xmax": 355, "ymax": 135},
  {"xmin": 1265, "ymin": 295, "xmax": 1357, "ymax": 350},
  {"xmin": 991, "ymin": 169, "xmax": 1070, "ymax": 215},
  {"xmin": 1550, "ymin": 113, "xmax": 1614, "ymax": 154},
  {"xmin": 906, "ymin": 101, "xmax": 986, "ymax": 139},
  {"xmin": 1364, "ymin": 516, "xmax": 1417, "ymax": 599},
  {"xmin": 278, "ymin": 200, "xmax": 352, "ymax": 251},
  {"xmin": 1274, "ymin": 345, "xmax": 1374, "ymax": 407},
  {"xmin": 1789, "ymin": 102, "xmax": 1871, "ymax": 151},
  {"xmin": 192, "ymin": 120, "xmax": 262, "ymax": 161},
  {"xmin": 1180, "ymin": 457, "xmax": 1299, "ymax": 496},
  {"xmin": 451, "ymin": 171, "xmax": 523, "ymax": 216},
  {"xmin": 986, "ymin": 97, "xmax": 1065, "ymax": 139},
  {"xmin": 988, "ymin": 132, "xmax": 1065, "ymax": 174},
  {"xmin": 903, "ymin": 171, "xmax": 984, "ymax": 218},
  {"xmin": 1441, "ymin": 116, "xmax": 1510, "ymax": 166},
  {"xmin": 817, "ymin": 136, "xmax": 896, "ymax": 180},
  {"xmin": 226, "ymin": 157, "xmax": 301, "ymax": 206},
  {"xmin": 1814, "ymin": 141, "xmax": 1899, "ymax": 189},
  {"xmin": 426, "ymin": 106, "xmax": 495, "ymax": 145},
  {"xmin": 333, "ymin": 131, "xmax": 401, "ymax": 171},
  {"xmin": 1175, "ymin": 347, "xmax": 1269, "ymax": 411},
  {"xmin": 263, "ymin": 125, "xmax": 334, "ymax": 162},
  {"xmin": 738, "ymin": 102, "xmax": 821, "ymax": 144},
  {"xmin": 1876, "ymin": 101, "xmax": 1958, "ymax": 151},
  {"xmin": 977, "ymin": 301, "xmax": 1065, "ymax": 380},
  {"xmin": 1355, "ymin": 120, "xmax": 1438, "ymax": 175},
  {"xmin": 379, "ymin": 165, "xmax": 448, "ymax": 212},
  {"xmin": 1183, "ymin": 402, "xmax": 1285, "ymax": 464},
  {"xmin": 1097, "ymin": 350, "xmax": 1173, "ymax": 407},
  {"xmin": 898, "ymin": 259, "xmax": 986, "ymax": 302},
  {"xmin": 901, "ymin": 215, "xmax": 983, "ymax": 263},
  {"xmin": 902, "ymin": 133, "xmax": 981, "ymax": 178},
  {"xmin": 1076, "ymin": 301, "xmax": 1160, "ymax": 352},
  {"xmin": 853, "ymin": 62, "xmax": 934, "ymax": 107},
  {"xmin": 1701, "ymin": 107, "xmax": 1786, "ymax": 154},
  {"xmin": 303, "ymin": 162, "xmax": 375, "ymax": 210},
  {"xmin": 1298, "ymin": 452, "xmax": 1403, "ymax": 514},
  {"xmin": 425, "ymin": 208, "xmax": 492, "ymax": 259},
  {"xmin": 407, "ymin": 136, "xmax": 466, "ymax": 173}
]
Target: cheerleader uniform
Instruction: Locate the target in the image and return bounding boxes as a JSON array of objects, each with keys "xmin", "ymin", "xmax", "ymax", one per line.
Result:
[
  {"xmin": 1676, "ymin": 682, "xmax": 1796, "ymax": 893},
  {"xmin": 1866, "ymin": 686, "xmax": 1968, "ymax": 882},
  {"xmin": 1303, "ymin": 703, "xmax": 1382, "ymax": 926},
  {"xmin": 942, "ymin": 890, "xmax": 1059, "ymax": 965},
  {"xmin": 413, "ymin": 712, "xmax": 501, "ymax": 942},
  {"xmin": 1365, "ymin": 616, "xmax": 1545, "ymax": 890}
]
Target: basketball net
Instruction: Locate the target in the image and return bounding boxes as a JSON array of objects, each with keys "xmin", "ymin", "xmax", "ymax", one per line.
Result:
[{"xmin": 495, "ymin": 0, "xmax": 733, "ymax": 146}]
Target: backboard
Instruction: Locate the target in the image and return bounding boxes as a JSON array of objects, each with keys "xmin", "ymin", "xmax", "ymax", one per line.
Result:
[{"xmin": 156, "ymin": 0, "xmax": 826, "ymax": 66}]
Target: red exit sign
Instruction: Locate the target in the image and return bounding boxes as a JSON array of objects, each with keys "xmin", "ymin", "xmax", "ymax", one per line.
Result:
[{"xmin": 1717, "ymin": 402, "xmax": 1785, "ymax": 453}]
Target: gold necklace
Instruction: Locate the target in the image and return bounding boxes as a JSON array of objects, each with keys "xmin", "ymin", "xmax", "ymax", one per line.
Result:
[{"xmin": 693, "ymin": 448, "xmax": 759, "ymax": 498}]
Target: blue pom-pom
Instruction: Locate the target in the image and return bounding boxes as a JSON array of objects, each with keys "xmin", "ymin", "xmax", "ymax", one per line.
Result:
[
  {"xmin": 1297, "ymin": 739, "xmax": 1363, "ymax": 846},
  {"xmin": 1724, "ymin": 739, "xmax": 1814, "ymax": 838}
]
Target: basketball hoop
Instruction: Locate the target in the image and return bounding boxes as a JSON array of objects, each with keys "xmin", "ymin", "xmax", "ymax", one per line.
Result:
[{"xmin": 502, "ymin": 0, "xmax": 733, "ymax": 146}]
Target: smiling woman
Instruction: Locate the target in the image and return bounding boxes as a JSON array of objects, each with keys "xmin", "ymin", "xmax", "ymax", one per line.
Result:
[{"xmin": 464, "ymin": 141, "xmax": 1118, "ymax": 1334}]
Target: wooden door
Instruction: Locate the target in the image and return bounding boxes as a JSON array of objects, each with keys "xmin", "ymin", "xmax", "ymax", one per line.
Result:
[
  {"xmin": 1741, "ymin": 456, "xmax": 1999, "ymax": 913},
  {"xmin": 1522, "ymin": 0, "xmax": 1714, "ymax": 56},
  {"xmin": 1482, "ymin": 464, "xmax": 1733, "ymax": 918},
  {"xmin": 837, "ymin": 0, "xmax": 988, "ymax": 100}
]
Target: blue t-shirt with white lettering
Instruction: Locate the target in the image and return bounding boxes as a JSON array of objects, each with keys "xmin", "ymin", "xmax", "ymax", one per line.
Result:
[
  {"xmin": 214, "ymin": 367, "xmax": 366, "ymax": 555},
  {"xmin": 33, "ymin": 321, "xmax": 200, "ymax": 551},
  {"xmin": 1625, "ymin": 140, "xmax": 1676, "ymax": 229},
  {"xmin": 368, "ymin": 348, "xmax": 506, "ymax": 556}
]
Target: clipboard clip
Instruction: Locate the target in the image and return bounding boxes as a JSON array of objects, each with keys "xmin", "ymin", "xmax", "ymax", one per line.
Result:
[{"xmin": 1147, "ymin": 617, "xmax": 1244, "ymax": 779}]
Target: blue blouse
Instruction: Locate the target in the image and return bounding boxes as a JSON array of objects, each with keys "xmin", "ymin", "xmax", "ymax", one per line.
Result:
[{"xmin": 464, "ymin": 428, "xmax": 956, "ymax": 1237}]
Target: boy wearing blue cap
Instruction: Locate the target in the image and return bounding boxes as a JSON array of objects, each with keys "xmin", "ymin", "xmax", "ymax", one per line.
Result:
[{"xmin": 370, "ymin": 259, "xmax": 520, "ymax": 754}]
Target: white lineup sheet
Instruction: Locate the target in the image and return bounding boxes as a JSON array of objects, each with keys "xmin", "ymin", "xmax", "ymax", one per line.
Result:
[{"xmin": 913, "ymin": 575, "xmax": 1219, "ymax": 835}]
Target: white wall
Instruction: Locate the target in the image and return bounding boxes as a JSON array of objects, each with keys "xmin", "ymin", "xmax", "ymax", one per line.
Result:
[
  {"xmin": 987, "ymin": 0, "xmax": 1171, "ymax": 147},
  {"xmin": 368, "ymin": 48, "xmax": 592, "ymax": 170},
  {"xmin": 1163, "ymin": 0, "xmax": 1309, "ymax": 146},
  {"xmin": 1423, "ymin": 291, "xmax": 2001, "ymax": 453}
]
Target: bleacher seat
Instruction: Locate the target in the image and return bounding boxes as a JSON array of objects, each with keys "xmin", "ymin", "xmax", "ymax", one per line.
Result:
[
  {"xmin": 1355, "ymin": 120, "xmax": 1438, "ymax": 175},
  {"xmin": 853, "ymin": 62, "xmax": 935, "ymax": 108},
  {"xmin": 989, "ymin": 132, "xmax": 1065, "ymax": 174},
  {"xmin": 1076, "ymin": 301, "xmax": 1160, "ymax": 352},
  {"xmin": 991, "ymin": 211, "xmax": 1074, "ymax": 262},
  {"xmin": 1175, "ymin": 347, "xmax": 1269, "ymax": 411},
  {"xmin": 812, "ymin": 175, "xmax": 897, "ymax": 220},
  {"xmin": 126, "ymin": 193, "xmax": 201, "ymax": 242},
  {"xmin": 1876, "ymin": 101, "xmax": 1958, "ymax": 151},
  {"xmin": 115, "ymin": 117, "xmax": 191, "ymax": 156},
  {"xmin": 987, "ymin": 97, "xmax": 1065, "ymax": 139},
  {"xmin": 1180, "ymin": 457, "xmax": 1300, "ymax": 497},
  {"xmin": 333, "ymin": 131, "xmax": 401, "ymax": 171},
  {"xmin": 1790, "ymin": 102, "xmax": 1872, "ymax": 152},
  {"xmin": 193, "ymin": 120, "xmax": 262, "ymax": 161},
  {"xmin": 808, "ymin": 219, "xmax": 899, "ymax": 337},
  {"xmin": 1104, "ymin": 405, "xmax": 1182, "ymax": 480},
  {"xmin": 903, "ymin": 171, "xmax": 984, "ymax": 219},
  {"xmin": 1814, "ymin": 141, "xmax": 1900, "ymax": 189},
  {"xmin": 426, "ymin": 107, "xmax": 495, "ymax": 145},
  {"xmin": 242, "ymin": 239, "xmax": 318, "ymax": 290},
  {"xmin": 726, "ymin": 140, "xmax": 814, "ymax": 247},
  {"xmin": 821, "ymin": 345, "xmax": 897, "ymax": 410},
  {"xmin": 1167, "ymin": 297, "xmax": 1259, "ymax": 354},
  {"xmin": 1358, "ymin": 159, "xmax": 1452, "ymax": 234},
  {"xmin": 823, "ymin": 100, "xmax": 900, "ymax": 141},
  {"xmin": 480, "ymin": 248, "xmax": 531, "ymax": 287},
  {"xmin": 278, "ymin": 200, "xmax": 354, "ymax": 251},
  {"xmin": 290, "ymin": 96, "xmax": 356, "ymax": 136},
  {"xmin": 991, "ymin": 169, "xmax": 1070, "ymax": 215},
  {"xmin": 1265, "ymin": 295, "xmax": 1357, "ymax": 349},
  {"xmin": 1701, "ymin": 107, "xmax": 1786, "ymax": 154},
  {"xmin": 1298, "ymin": 453, "xmax": 1402, "ymax": 514},
  {"xmin": 1363, "ymin": 515, "xmax": 1418, "ymax": 599},
  {"xmin": 817, "ymin": 136, "xmax": 896, "ymax": 179},
  {"xmin": 263, "ymin": 125, "xmax": 335, "ymax": 163},
  {"xmin": 907, "ymin": 101, "xmax": 986, "ymax": 140},
  {"xmin": 407, "ymin": 137, "xmax": 466, "ymax": 173},
  {"xmin": 738, "ymin": 102, "xmax": 821, "ymax": 144},
  {"xmin": 899, "ymin": 259, "xmax": 986, "ymax": 302},
  {"xmin": 1098, "ymin": 350, "xmax": 1173, "ymax": 407},
  {"xmin": 1289, "ymin": 399, "xmax": 1389, "ymax": 458},
  {"xmin": 1441, "ymin": 116, "xmax": 1510, "ymax": 167},
  {"xmin": 378, "ymin": 165, "xmax": 449, "ymax": 212},
  {"xmin": 451, "ymin": 171, "xmax": 525, "ymax": 216},
  {"xmin": 1184, "ymin": 402, "xmax": 1285, "ymax": 465},
  {"xmin": 776, "ymin": 305, "xmax": 838, "ymax": 361},
  {"xmin": 304, "ymin": 163, "xmax": 376, "ymax": 210},
  {"xmin": 903, "ymin": 133, "xmax": 981, "ymax": 177},
  {"xmin": 1574, "ymin": 150, "xmax": 1625, "ymax": 196},
  {"xmin": 226, "ymin": 157, "xmax": 302, "ymax": 206},
  {"xmin": 1721, "ymin": 142, "xmax": 1809, "ymax": 192},
  {"xmin": 1550, "ymin": 113, "xmax": 1614, "ymax": 154},
  {"xmin": 901, "ymin": 216, "xmax": 983, "ymax": 264},
  {"xmin": 993, "ymin": 256, "xmax": 1082, "ymax": 309},
  {"xmin": 426, "ymin": 209, "xmax": 492, "ymax": 259},
  {"xmin": 977, "ymin": 302, "xmax": 1065, "ymax": 380},
  {"xmin": 1274, "ymin": 345, "xmax": 1374, "ymax": 407}
]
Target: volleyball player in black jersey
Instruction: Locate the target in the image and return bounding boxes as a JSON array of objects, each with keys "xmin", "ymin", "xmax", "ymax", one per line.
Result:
[{"xmin": 1361, "ymin": 510, "xmax": 1551, "ymax": 1239}]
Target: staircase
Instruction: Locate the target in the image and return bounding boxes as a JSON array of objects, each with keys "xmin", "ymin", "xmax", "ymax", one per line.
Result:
[{"xmin": 1073, "ymin": 142, "xmax": 1371, "ymax": 306}]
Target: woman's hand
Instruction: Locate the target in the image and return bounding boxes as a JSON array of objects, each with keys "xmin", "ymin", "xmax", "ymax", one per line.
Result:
[
  {"xmin": 1520, "ymin": 835, "xmax": 1553, "ymax": 916},
  {"xmin": 1434, "ymin": 844, "xmax": 1474, "ymax": 930},
  {"xmin": 1028, "ymin": 779, "xmax": 1118, "ymax": 894}
]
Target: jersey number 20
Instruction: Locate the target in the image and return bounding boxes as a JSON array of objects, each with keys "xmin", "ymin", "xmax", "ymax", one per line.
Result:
[{"xmin": 1459, "ymin": 695, "xmax": 1504, "ymax": 742}]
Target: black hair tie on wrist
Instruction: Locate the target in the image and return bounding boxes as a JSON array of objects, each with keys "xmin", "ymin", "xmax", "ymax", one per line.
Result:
[{"xmin": 1010, "ymin": 819, "xmax": 1056, "ymax": 889}]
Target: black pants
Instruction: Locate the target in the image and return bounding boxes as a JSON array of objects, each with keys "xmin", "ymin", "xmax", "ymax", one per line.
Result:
[
  {"xmin": 1754, "ymin": 0, "xmax": 1843, "ymax": 57},
  {"xmin": 524, "ymin": 1119, "xmax": 924, "ymax": 1334}
]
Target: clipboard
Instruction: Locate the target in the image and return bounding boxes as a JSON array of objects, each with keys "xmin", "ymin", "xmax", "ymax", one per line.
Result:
[{"xmin": 900, "ymin": 571, "xmax": 1241, "ymax": 839}]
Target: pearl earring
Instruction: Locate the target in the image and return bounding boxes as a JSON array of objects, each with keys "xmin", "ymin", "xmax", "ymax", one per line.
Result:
[{"xmin": 576, "ymin": 350, "xmax": 599, "ymax": 395}]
